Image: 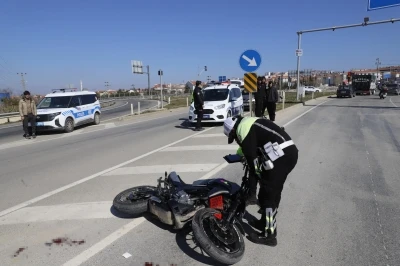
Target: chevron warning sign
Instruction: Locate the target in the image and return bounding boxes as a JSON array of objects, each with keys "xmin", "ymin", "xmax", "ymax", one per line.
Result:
[{"xmin": 244, "ymin": 73, "xmax": 257, "ymax": 93}]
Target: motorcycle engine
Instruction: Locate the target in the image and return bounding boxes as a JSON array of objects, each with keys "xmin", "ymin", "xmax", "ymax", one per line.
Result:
[{"xmin": 173, "ymin": 190, "xmax": 194, "ymax": 205}]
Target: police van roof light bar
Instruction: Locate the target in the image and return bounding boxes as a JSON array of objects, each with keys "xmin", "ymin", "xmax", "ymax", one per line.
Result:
[{"xmin": 51, "ymin": 88, "xmax": 78, "ymax": 93}]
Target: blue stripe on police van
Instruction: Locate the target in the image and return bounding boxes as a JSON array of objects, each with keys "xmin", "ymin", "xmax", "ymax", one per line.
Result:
[{"xmin": 62, "ymin": 106, "xmax": 100, "ymax": 118}]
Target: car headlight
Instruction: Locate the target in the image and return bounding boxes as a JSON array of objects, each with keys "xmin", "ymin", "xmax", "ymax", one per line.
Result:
[
  {"xmin": 189, "ymin": 106, "xmax": 194, "ymax": 111},
  {"xmin": 49, "ymin": 112, "xmax": 61, "ymax": 120},
  {"xmin": 214, "ymin": 104, "xmax": 225, "ymax": 110}
]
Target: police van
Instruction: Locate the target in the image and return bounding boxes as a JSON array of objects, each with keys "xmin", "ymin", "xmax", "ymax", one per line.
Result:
[
  {"xmin": 188, "ymin": 84, "xmax": 243, "ymax": 124},
  {"xmin": 31, "ymin": 89, "xmax": 101, "ymax": 133}
]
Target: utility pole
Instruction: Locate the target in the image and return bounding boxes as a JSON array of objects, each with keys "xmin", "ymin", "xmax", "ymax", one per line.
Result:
[
  {"xmin": 375, "ymin": 58, "xmax": 381, "ymax": 81},
  {"xmin": 80, "ymin": 80, "xmax": 83, "ymax": 91},
  {"xmin": 105, "ymin": 81, "xmax": 110, "ymax": 90},
  {"xmin": 17, "ymin": 73, "xmax": 27, "ymax": 91},
  {"xmin": 158, "ymin": 70, "xmax": 164, "ymax": 109}
]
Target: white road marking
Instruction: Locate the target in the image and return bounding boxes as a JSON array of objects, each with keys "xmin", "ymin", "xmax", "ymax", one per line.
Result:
[
  {"xmin": 161, "ymin": 145, "xmax": 238, "ymax": 152},
  {"xmin": 104, "ymin": 123, "xmax": 116, "ymax": 128},
  {"xmin": 0, "ymin": 111, "xmax": 187, "ymax": 151},
  {"xmin": 389, "ymin": 97, "xmax": 398, "ymax": 107},
  {"xmin": 102, "ymin": 164, "xmax": 220, "ymax": 176},
  {"xmin": 62, "ymin": 160, "xmax": 230, "ymax": 266},
  {"xmin": 63, "ymin": 217, "xmax": 146, "ymax": 266},
  {"xmin": 192, "ymin": 133, "xmax": 226, "ymax": 138},
  {"xmin": 0, "ymin": 127, "xmax": 214, "ymax": 218},
  {"xmin": 6, "ymin": 99, "xmax": 329, "ymax": 265},
  {"xmin": 282, "ymin": 99, "xmax": 331, "ymax": 127},
  {"xmin": 0, "ymin": 201, "xmax": 114, "ymax": 225}
]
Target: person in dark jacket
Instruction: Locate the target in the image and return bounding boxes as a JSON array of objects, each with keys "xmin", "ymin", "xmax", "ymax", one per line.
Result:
[
  {"xmin": 255, "ymin": 77, "xmax": 266, "ymax": 117},
  {"xmin": 193, "ymin": 80, "xmax": 204, "ymax": 131},
  {"xmin": 224, "ymin": 115, "xmax": 298, "ymax": 246},
  {"xmin": 265, "ymin": 80, "xmax": 279, "ymax": 121}
]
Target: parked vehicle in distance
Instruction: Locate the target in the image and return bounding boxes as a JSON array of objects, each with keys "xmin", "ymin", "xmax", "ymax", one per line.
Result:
[{"xmin": 337, "ymin": 85, "xmax": 355, "ymax": 98}]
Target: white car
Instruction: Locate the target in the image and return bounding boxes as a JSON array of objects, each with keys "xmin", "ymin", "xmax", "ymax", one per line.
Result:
[
  {"xmin": 30, "ymin": 89, "xmax": 101, "ymax": 133},
  {"xmin": 189, "ymin": 84, "xmax": 244, "ymax": 123},
  {"xmin": 302, "ymin": 86, "xmax": 321, "ymax": 92}
]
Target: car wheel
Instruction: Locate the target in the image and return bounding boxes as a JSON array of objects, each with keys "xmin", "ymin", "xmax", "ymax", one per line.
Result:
[
  {"xmin": 64, "ymin": 117, "xmax": 74, "ymax": 133},
  {"xmin": 93, "ymin": 112, "xmax": 100, "ymax": 125}
]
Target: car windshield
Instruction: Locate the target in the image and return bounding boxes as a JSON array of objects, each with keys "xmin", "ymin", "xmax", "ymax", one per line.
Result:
[
  {"xmin": 203, "ymin": 89, "xmax": 229, "ymax": 101},
  {"xmin": 37, "ymin": 96, "xmax": 72, "ymax": 108}
]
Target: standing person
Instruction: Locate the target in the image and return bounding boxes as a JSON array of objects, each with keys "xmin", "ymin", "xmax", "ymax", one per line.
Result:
[
  {"xmin": 223, "ymin": 115, "xmax": 298, "ymax": 246},
  {"xmin": 19, "ymin": 90, "xmax": 37, "ymax": 139},
  {"xmin": 254, "ymin": 77, "xmax": 266, "ymax": 117},
  {"xmin": 265, "ymin": 81, "xmax": 279, "ymax": 121},
  {"xmin": 193, "ymin": 80, "xmax": 204, "ymax": 131}
]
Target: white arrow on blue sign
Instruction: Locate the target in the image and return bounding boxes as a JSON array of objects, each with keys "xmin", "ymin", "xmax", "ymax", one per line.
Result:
[{"xmin": 239, "ymin": 49, "xmax": 262, "ymax": 72}]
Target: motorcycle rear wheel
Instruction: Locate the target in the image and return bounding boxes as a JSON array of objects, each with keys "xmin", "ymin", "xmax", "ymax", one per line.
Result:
[
  {"xmin": 113, "ymin": 186, "xmax": 157, "ymax": 216},
  {"xmin": 192, "ymin": 208, "xmax": 245, "ymax": 265}
]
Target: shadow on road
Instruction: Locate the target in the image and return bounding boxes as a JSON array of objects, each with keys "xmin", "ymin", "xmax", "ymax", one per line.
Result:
[{"xmin": 175, "ymin": 119, "xmax": 223, "ymax": 131}]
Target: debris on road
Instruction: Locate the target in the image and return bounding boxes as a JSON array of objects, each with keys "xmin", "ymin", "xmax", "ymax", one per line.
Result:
[
  {"xmin": 45, "ymin": 237, "xmax": 85, "ymax": 247},
  {"xmin": 122, "ymin": 252, "xmax": 132, "ymax": 258},
  {"xmin": 13, "ymin": 247, "xmax": 27, "ymax": 257}
]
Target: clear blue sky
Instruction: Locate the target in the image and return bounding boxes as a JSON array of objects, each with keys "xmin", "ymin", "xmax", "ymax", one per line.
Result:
[{"xmin": 0, "ymin": 0, "xmax": 399, "ymax": 94}]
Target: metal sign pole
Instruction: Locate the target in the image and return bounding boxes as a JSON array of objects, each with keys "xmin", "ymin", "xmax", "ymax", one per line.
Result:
[{"xmin": 295, "ymin": 17, "xmax": 400, "ymax": 100}]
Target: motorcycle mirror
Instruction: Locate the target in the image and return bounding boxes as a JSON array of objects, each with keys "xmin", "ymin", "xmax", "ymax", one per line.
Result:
[{"xmin": 165, "ymin": 171, "xmax": 167, "ymax": 178}]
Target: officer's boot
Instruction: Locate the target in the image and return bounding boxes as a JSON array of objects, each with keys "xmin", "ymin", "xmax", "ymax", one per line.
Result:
[{"xmin": 247, "ymin": 208, "xmax": 278, "ymax": 246}]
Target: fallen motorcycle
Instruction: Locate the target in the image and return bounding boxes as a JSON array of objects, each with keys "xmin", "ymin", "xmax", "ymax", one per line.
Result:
[
  {"xmin": 191, "ymin": 153, "xmax": 251, "ymax": 265},
  {"xmin": 112, "ymin": 170, "xmax": 241, "ymax": 230}
]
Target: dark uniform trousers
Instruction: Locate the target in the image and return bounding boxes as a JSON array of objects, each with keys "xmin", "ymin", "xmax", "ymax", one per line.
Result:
[{"xmin": 258, "ymin": 147, "xmax": 298, "ymax": 235}]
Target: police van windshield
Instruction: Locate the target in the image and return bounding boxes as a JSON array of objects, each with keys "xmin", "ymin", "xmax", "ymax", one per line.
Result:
[
  {"xmin": 203, "ymin": 89, "xmax": 229, "ymax": 101},
  {"xmin": 37, "ymin": 96, "xmax": 72, "ymax": 109}
]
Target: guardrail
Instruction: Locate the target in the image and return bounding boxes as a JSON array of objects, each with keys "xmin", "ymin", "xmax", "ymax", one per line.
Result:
[{"xmin": 0, "ymin": 100, "xmax": 116, "ymax": 124}]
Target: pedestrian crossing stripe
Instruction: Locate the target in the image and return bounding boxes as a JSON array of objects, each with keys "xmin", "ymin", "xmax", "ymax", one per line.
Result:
[{"xmin": 244, "ymin": 73, "xmax": 257, "ymax": 93}]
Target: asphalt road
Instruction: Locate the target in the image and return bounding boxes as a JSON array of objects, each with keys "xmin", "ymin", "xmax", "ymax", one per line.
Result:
[
  {"xmin": 0, "ymin": 95, "xmax": 399, "ymax": 266},
  {"xmin": 0, "ymin": 98, "xmax": 158, "ymax": 145}
]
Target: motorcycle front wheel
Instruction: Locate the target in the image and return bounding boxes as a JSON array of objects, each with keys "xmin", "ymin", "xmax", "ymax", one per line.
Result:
[
  {"xmin": 192, "ymin": 208, "xmax": 245, "ymax": 265},
  {"xmin": 113, "ymin": 186, "xmax": 157, "ymax": 216}
]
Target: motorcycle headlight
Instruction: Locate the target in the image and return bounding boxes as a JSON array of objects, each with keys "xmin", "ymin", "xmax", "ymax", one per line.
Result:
[{"xmin": 214, "ymin": 104, "xmax": 225, "ymax": 110}]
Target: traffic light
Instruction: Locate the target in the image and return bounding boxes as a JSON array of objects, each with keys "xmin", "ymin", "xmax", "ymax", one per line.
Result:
[{"xmin": 204, "ymin": 66, "xmax": 207, "ymax": 71}]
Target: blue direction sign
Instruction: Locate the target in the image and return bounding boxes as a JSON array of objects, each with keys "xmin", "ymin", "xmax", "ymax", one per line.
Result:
[
  {"xmin": 368, "ymin": 0, "xmax": 400, "ymax": 10},
  {"xmin": 239, "ymin": 49, "xmax": 262, "ymax": 72},
  {"xmin": 218, "ymin": 76, "xmax": 227, "ymax": 82}
]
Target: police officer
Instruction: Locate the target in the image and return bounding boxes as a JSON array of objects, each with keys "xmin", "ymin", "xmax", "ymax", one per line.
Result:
[
  {"xmin": 223, "ymin": 115, "xmax": 298, "ymax": 246},
  {"xmin": 265, "ymin": 80, "xmax": 279, "ymax": 121},
  {"xmin": 193, "ymin": 80, "xmax": 204, "ymax": 131},
  {"xmin": 254, "ymin": 77, "xmax": 266, "ymax": 117}
]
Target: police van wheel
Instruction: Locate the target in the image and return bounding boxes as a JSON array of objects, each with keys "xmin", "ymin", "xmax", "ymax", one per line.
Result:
[
  {"xmin": 93, "ymin": 112, "xmax": 100, "ymax": 125},
  {"xmin": 64, "ymin": 118, "xmax": 74, "ymax": 133}
]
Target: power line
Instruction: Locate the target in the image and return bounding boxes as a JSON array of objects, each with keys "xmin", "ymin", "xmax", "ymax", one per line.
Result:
[{"xmin": 17, "ymin": 72, "xmax": 27, "ymax": 91}]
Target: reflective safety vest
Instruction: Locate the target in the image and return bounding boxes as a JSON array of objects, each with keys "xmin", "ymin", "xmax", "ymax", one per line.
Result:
[{"xmin": 236, "ymin": 117, "xmax": 258, "ymax": 144}]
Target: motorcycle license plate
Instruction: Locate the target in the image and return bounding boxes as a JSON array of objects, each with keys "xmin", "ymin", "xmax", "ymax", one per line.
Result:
[{"xmin": 341, "ymin": 91, "xmax": 346, "ymax": 94}]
